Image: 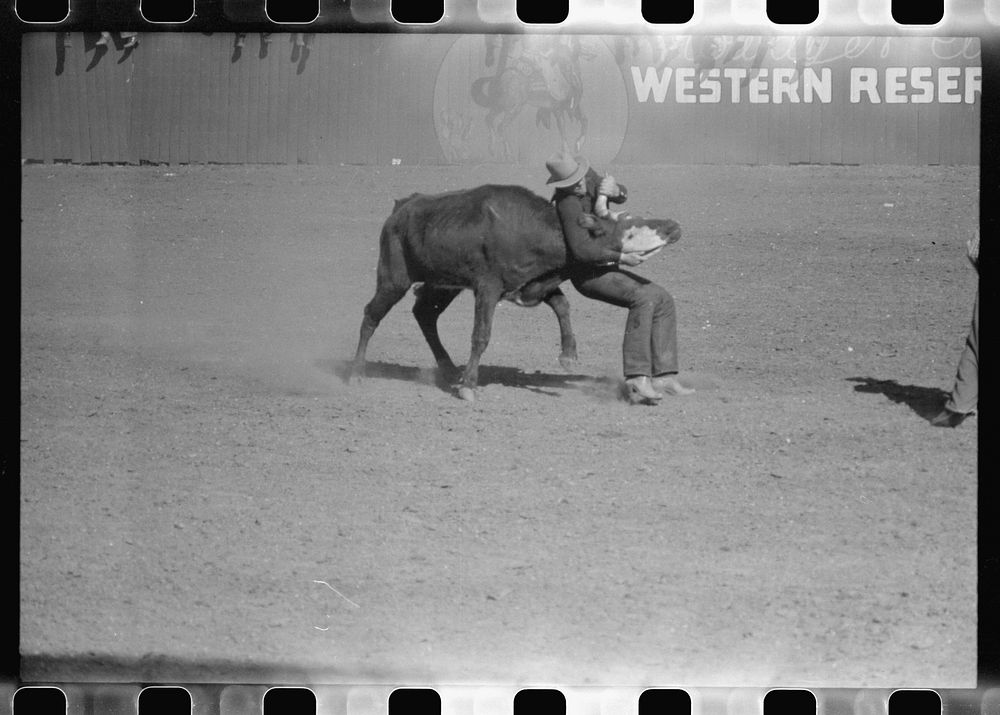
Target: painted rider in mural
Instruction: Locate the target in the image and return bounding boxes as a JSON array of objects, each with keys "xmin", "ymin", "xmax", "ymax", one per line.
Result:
[
  {"xmin": 474, "ymin": 36, "xmax": 588, "ymax": 160},
  {"xmin": 545, "ymin": 152, "xmax": 695, "ymax": 405}
]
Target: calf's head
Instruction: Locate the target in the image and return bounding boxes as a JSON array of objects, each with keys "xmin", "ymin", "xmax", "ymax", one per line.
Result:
[{"xmin": 578, "ymin": 213, "xmax": 681, "ymax": 259}]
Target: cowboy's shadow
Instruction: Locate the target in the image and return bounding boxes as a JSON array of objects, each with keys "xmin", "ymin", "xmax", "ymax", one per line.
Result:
[{"xmin": 846, "ymin": 377, "xmax": 949, "ymax": 421}]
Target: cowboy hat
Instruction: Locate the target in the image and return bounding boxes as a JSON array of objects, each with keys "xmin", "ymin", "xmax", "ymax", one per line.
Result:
[{"xmin": 545, "ymin": 152, "xmax": 590, "ymax": 188}]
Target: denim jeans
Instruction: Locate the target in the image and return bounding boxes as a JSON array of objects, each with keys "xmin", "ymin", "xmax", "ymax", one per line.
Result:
[
  {"xmin": 570, "ymin": 267, "xmax": 679, "ymax": 378},
  {"xmin": 946, "ymin": 288, "xmax": 979, "ymax": 414}
]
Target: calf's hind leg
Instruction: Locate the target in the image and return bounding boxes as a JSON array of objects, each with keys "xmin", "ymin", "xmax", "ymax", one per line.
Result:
[
  {"xmin": 350, "ymin": 281, "xmax": 410, "ymax": 381},
  {"xmin": 412, "ymin": 285, "xmax": 462, "ymax": 380}
]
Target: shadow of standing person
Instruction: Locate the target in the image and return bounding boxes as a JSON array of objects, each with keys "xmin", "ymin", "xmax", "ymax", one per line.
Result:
[{"xmin": 846, "ymin": 377, "xmax": 950, "ymax": 420}]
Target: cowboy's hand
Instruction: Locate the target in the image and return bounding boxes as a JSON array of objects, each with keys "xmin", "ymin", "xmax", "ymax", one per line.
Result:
[
  {"xmin": 599, "ymin": 175, "xmax": 619, "ymax": 197},
  {"xmin": 618, "ymin": 251, "xmax": 644, "ymax": 267}
]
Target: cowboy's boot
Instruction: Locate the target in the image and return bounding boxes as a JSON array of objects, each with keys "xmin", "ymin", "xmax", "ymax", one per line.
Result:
[
  {"xmin": 652, "ymin": 374, "xmax": 695, "ymax": 396},
  {"xmin": 625, "ymin": 376, "xmax": 663, "ymax": 405}
]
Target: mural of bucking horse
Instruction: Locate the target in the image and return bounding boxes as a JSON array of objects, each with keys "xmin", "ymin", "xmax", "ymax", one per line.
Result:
[{"xmin": 471, "ymin": 36, "xmax": 590, "ymax": 161}]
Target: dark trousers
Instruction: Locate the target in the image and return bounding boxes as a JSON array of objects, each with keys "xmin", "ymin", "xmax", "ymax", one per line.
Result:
[
  {"xmin": 946, "ymin": 288, "xmax": 978, "ymax": 414},
  {"xmin": 570, "ymin": 267, "xmax": 679, "ymax": 378}
]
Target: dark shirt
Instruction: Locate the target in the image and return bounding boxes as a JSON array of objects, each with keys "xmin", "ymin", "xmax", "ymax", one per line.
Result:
[{"xmin": 553, "ymin": 168, "xmax": 629, "ymax": 265}]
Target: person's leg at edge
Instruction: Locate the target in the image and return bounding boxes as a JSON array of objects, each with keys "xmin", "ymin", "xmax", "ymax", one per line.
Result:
[{"xmin": 932, "ymin": 288, "xmax": 978, "ymax": 427}]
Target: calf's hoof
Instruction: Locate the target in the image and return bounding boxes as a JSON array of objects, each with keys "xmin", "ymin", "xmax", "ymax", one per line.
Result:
[
  {"xmin": 558, "ymin": 354, "xmax": 578, "ymax": 372},
  {"xmin": 457, "ymin": 386, "xmax": 476, "ymax": 402},
  {"xmin": 438, "ymin": 362, "xmax": 461, "ymax": 382}
]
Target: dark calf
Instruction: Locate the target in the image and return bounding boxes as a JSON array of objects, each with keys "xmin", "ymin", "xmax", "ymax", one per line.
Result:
[{"xmin": 350, "ymin": 184, "xmax": 680, "ymax": 400}]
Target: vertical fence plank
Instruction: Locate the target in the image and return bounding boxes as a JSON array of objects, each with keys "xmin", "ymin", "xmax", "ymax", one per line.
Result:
[
  {"xmin": 295, "ymin": 37, "xmax": 307, "ymax": 164},
  {"xmin": 44, "ymin": 36, "xmax": 63, "ymax": 162},
  {"xmin": 341, "ymin": 35, "xmax": 357, "ymax": 164},
  {"xmin": 276, "ymin": 34, "xmax": 291, "ymax": 163},
  {"xmin": 313, "ymin": 35, "xmax": 327, "ymax": 164},
  {"xmin": 149, "ymin": 37, "xmax": 165, "ymax": 163},
  {"xmin": 207, "ymin": 32, "xmax": 222, "ymax": 164},
  {"xmin": 286, "ymin": 35, "xmax": 299, "ymax": 164},
  {"xmin": 165, "ymin": 34, "xmax": 178, "ymax": 163},
  {"xmin": 262, "ymin": 34, "xmax": 278, "ymax": 163},
  {"xmin": 277, "ymin": 35, "xmax": 290, "ymax": 164},
  {"xmin": 916, "ymin": 90, "xmax": 941, "ymax": 165},
  {"xmin": 226, "ymin": 32, "xmax": 239, "ymax": 164},
  {"xmin": 178, "ymin": 34, "xmax": 192, "ymax": 164},
  {"xmin": 232, "ymin": 34, "xmax": 247, "ymax": 164},
  {"xmin": 108, "ymin": 50, "xmax": 120, "ymax": 161},
  {"xmin": 89, "ymin": 40, "xmax": 106, "ymax": 162},
  {"xmin": 304, "ymin": 35, "xmax": 319, "ymax": 164},
  {"xmin": 126, "ymin": 42, "xmax": 140, "ymax": 164},
  {"xmin": 331, "ymin": 35, "xmax": 342, "ymax": 164},
  {"xmin": 188, "ymin": 34, "xmax": 204, "ymax": 164},
  {"xmin": 176, "ymin": 35, "xmax": 190, "ymax": 163},
  {"xmin": 107, "ymin": 46, "xmax": 123, "ymax": 161},
  {"xmin": 156, "ymin": 36, "xmax": 169, "ymax": 163},
  {"xmin": 136, "ymin": 36, "xmax": 153, "ymax": 162},
  {"xmin": 19, "ymin": 40, "xmax": 33, "ymax": 160},
  {"xmin": 310, "ymin": 35, "xmax": 323, "ymax": 163},
  {"xmin": 902, "ymin": 42, "xmax": 920, "ymax": 164},
  {"xmin": 20, "ymin": 36, "xmax": 40, "ymax": 161},
  {"xmin": 217, "ymin": 33, "xmax": 230, "ymax": 164},
  {"xmin": 62, "ymin": 34, "xmax": 82, "ymax": 162},
  {"xmin": 246, "ymin": 34, "xmax": 260, "ymax": 164},
  {"xmin": 958, "ymin": 103, "xmax": 979, "ymax": 165},
  {"xmin": 248, "ymin": 35, "xmax": 262, "ymax": 164},
  {"xmin": 238, "ymin": 32, "xmax": 252, "ymax": 164},
  {"xmin": 82, "ymin": 47, "xmax": 101, "ymax": 162}
]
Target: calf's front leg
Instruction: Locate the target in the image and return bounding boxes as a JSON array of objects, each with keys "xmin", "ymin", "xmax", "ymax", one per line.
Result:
[{"xmin": 457, "ymin": 281, "xmax": 503, "ymax": 401}]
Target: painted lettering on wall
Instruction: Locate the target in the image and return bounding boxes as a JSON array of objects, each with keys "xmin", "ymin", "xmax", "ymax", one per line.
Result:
[{"xmin": 631, "ymin": 65, "xmax": 981, "ymax": 104}]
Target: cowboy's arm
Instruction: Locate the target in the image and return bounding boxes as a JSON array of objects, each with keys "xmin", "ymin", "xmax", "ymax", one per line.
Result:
[
  {"xmin": 555, "ymin": 194, "xmax": 622, "ymax": 265},
  {"xmin": 599, "ymin": 175, "xmax": 628, "ymax": 204}
]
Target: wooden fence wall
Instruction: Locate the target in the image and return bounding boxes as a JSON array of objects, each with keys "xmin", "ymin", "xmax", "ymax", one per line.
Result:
[
  {"xmin": 21, "ymin": 32, "xmax": 981, "ymax": 166},
  {"xmin": 21, "ymin": 32, "xmax": 448, "ymax": 165}
]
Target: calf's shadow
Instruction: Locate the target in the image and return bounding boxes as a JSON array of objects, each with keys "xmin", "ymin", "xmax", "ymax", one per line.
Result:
[
  {"xmin": 847, "ymin": 377, "xmax": 948, "ymax": 421},
  {"xmin": 323, "ymin": 359, "xmax": 611, "ymax": 398}
]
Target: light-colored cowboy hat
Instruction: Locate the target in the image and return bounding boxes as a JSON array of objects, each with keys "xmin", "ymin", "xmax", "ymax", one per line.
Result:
[{"xmin": 545, "ymin": 152, "xmax": 590, "ymax": 188}]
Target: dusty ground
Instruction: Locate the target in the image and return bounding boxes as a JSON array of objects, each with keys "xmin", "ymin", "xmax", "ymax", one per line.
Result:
[{"xmin": 20, "ymin": 162, "xmax": 978, "ymax": 688}]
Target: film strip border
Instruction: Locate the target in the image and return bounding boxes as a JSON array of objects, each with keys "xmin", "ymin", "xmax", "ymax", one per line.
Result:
[
  {"xmin": 3, "ymin": 684, "xmax": 995, "ymax": 714},
  {"xmin": 7, "ymin": 1, "xmax": 997, "ymax": 713},
  {"xmin": 10, "ymin": 0, "xmax": 1000, "ymax": 34}
]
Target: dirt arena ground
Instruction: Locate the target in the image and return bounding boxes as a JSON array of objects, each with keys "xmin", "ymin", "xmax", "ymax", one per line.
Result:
[{"xmin": 20, "ymin": 162, "xmax": 978, "ymax": 688}]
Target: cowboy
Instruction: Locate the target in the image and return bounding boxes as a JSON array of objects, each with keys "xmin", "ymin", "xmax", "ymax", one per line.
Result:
[{"xmin": 545, "ymin": 152, "xmax": 694, "ymax": 405}]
